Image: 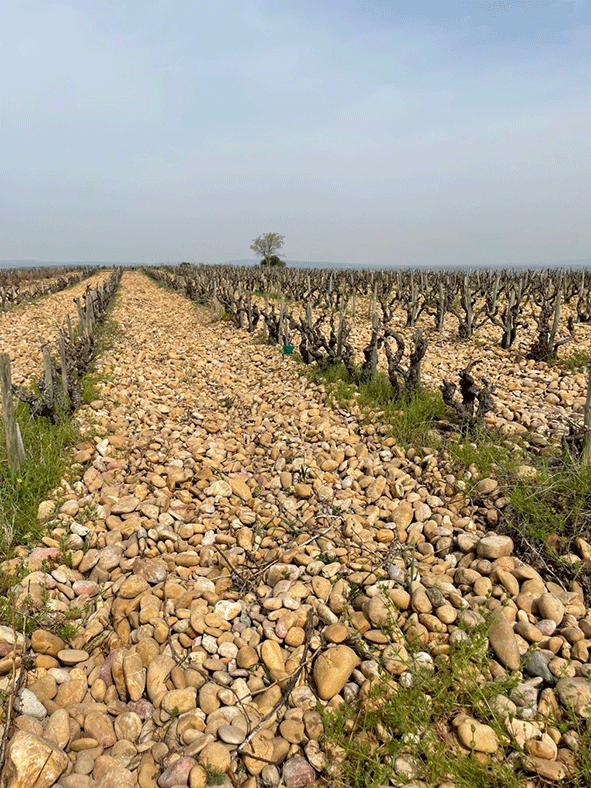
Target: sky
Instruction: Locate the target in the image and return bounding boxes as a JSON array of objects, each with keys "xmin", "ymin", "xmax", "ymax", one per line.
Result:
[{"xmin": 1, "ymin": 0, "xmax": 589, "ymax": 267}]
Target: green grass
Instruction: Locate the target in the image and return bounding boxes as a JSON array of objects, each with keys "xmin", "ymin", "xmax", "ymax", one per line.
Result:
[
  {"xmin": 323, "ymin": 618, "xmax": 526, "ymax": 788},
  {"xmin": 0, "ymin": 306, "xmax": 119, "ymax": 638},
  {"xmin": 0, "ymin": 307, "xmax": 119, "ymax": 557},
  {"xmin": 323, "ymin": 604, "xmax": 591, "ymax": 787},
  {"xmin": 306, "ymin": 362, "xmax": 448, "ymax": 448},
  {"xmin": 508, "ymin": 454, "xmax": 591, "ymax": 550},
  {"xmin": 448, "ymin": 430, "xmax": 524, "ymax": 482},
  {"xmin": 0, "ymin": 401, "xmax": 79, "ymax": 554},
  {"xmin": 203, "ymin": 766, "xmax": 226, "ymax": 786},
  {"xmin": 554, "ymin": 348, "xmax": 591, "ymax": 370},
  {"xmin": 0, "ymin": 566, "xmax": 90, "ymax": 640}
]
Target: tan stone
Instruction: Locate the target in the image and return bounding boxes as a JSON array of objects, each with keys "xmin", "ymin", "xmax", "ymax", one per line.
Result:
[
  {"xmin": 313, "ymin": 646, "xmax": 360, "ymax": 700},
  {"xmin": 31, "ymin": 630, "xmax": 65, "ymax": 657},
  {"xmin": 5, "ymin": 730, "xmax": 68, "ymax": 788},
  {"xmin": 457, "ymin": 719, "xmax": 499, "ymax": 753}
]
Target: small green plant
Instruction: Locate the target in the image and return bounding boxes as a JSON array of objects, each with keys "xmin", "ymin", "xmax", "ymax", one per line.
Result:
[
  {"xmin": 305, "ymin": 362, "xmax": 447, "ymax": 449},
  {"xmin": 323, "ymin": 617, "xmax": 524, "ymax": 788},
  {"xmin": 509, "ymin": 452, "xmax": 591, "ymax": 548},
  {"xmin": 180, "ymin": 366, "xmax": 194, "ymax": 384},
  {"xmin": 449, "ymin": 428, "xmax": 522, "ymax": 482},
  {"xmin": 203, "ymin": 765, "xmax": 226, "ymax": 786},
  {"xmin": 0, "ymin": 402, "xmax": 78, "ymax": 556},
  {"xmin": 555, "ymin": 348, "xmax": 591, "ymax": 370},
  {"xmin": 0, "ymin": 309, "xmax": 118, "ymax": 559},
  {"xmin": 55, "ymin": 620, "xmax": 79, "ymax": 641}
]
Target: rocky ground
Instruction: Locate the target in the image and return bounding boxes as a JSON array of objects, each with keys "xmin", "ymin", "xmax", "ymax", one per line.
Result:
[
  {"xmin": 0, "ymin": 271, "xmax": 113, "ymax": 387},
  {"xmin": 268, "ymin": 292, "xmax": 591, "ymax": 447},
  {"xmin": 1, "ymin": 271, "xmax": 591, "ymax": 788}
]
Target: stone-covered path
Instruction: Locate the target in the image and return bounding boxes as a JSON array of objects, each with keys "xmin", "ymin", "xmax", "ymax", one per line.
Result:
[
  {"xmin": 0, "ymin": 271, "xmax": 112, "ymax": 386},
  {"xmin": 3, "ymin": 272, "xmax": 591, "ymax": 787}
]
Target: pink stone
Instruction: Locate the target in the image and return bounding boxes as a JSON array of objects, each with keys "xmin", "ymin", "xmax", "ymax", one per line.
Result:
[
  {"xmin": 28, "ymin": 547, "xmax": 61, "ymax": 562},
  {"xmin": 99, "ymin": 647, "xmax": 124, "ymax": 688},
  {"xmin": 282, "ymin": 757, "xmax": 316, "ymax": 788},
  {"xmin": 157, "ymin": 756, "xmax": 197, "ymax": 787},
  {"xmin": 127, "ymin": 699, "xmax": 155, "ymax": 719},
  {"xmin": 72, "ymin": 580, "xmax": 100, "ymax": 597}
]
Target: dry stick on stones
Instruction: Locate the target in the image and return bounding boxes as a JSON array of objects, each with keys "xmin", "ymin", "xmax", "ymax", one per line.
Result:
[
  {"xmin": 235, "ymin": 522, "xmax": 337, "ymax": 588},
  {"xmin": 224, "ymin": 766, "xmax": 242, "ymax": 788},
  {"xmin": 236, "ymin": 610, "xmax": 317, "ymax": 762}
]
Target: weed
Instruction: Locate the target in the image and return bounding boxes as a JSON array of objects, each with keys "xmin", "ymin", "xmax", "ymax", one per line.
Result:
[
  {"xmin": 306, "ymin": 362, "xmax": 447, "ymax": 449},
  {"xmin": 508, "ymin": 454, "xmax": 591, "ymax": 549},
  {"xmin": 322, "ymin": 616, "xmax": 524, "ymax": 788},
  {"xmin": 203, "ymin": 765, "xmax": 226, "ymax": 786},
  {"xmin": 449, "ymin": 429, "xmax": 523, "ymax": 483},
  {"xmin": 0, "ymin": 401, "xmax": 78, "ymax": 555},
  {"xmin": 0, "ymin": 577, "xmax": 87, "ymax": 640},
  {"xmin": 220, "ymin": 395, "xmax": 234, "ymax": 410},
  {"xmin": 555, "ymin": 348, "xmax": 591, "ymax": 370},
  {"xmin": 180, "ymin": 366, "xmax": 194, "ymax": 385}
]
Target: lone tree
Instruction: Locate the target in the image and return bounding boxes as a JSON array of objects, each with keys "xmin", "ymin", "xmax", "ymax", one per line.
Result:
[{"xmin": 250, "ymin": 233, "xmax": 286, "ymax": 267}]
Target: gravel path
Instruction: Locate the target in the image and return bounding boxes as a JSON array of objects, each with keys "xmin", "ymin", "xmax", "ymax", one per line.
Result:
[
  {"xmin": 2, "ymin": 271, "xmax": 591, "ymax": 788},
  {"xmin": 0, "ymin": 272, "xmax": 113, "ymax": 386}
]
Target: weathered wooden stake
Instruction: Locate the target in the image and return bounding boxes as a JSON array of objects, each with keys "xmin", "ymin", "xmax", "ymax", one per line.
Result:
[
  {"xmin": 0, "ymin": 353, "xmax": 25, "ymax": 470},
  {"xmin": 279, "ymin": 296, "xmax": 286, "ymax": 344},
  {"xmin": 85, "ymin": 293, "xmax": 94, "ymax": 336},
  {"xmin": 583, "ymin": 363, "xmax": 591, "ymax": 465},
  {"xmin": 67, "ymin": 313, "xmax": 74, "ymax": 345},
  {"xmin": 43, "ymin": 346, "xmax": 54, "ymax": 407},
  {"xmin": 59, "ymin": 334, "xmax": 69, "ymax": 403},
  {"xmin": 74, "ymin": 298, "xmax": 85, "ymax": 334}
]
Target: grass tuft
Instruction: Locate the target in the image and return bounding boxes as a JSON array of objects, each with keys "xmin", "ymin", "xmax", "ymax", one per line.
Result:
[
  {"xmin": 323, "ymin": 618, "xmax": 524, "ymax": 788},
  {"xmin": 0, "ymin": 402, "xmax": 78, "ymax": 554},
  {"xmin": 306, "ymin": 362, "xmax": 448, "ymax": 448},
  {"xmin": 0, "ymin": 308, "xmax": 119, "ymax": 557}
]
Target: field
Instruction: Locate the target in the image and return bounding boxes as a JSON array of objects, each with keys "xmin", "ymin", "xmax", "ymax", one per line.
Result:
[{"xmin": 1, "ymin": 266, "xmax": 591, "ymax": 788}]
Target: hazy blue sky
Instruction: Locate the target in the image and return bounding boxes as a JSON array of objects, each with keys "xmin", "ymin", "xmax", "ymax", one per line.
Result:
[{"xmin": 1, "ymin": 0, "xmax": 589, "ymax": 266}]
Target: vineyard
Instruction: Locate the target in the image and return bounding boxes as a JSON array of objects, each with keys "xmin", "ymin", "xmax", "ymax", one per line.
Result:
[{"xmin": 1, "ymin": 265, "xmax": 591, "ymax": 788}]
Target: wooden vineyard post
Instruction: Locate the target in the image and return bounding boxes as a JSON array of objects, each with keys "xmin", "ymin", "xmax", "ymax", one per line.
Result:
[
  {"xmin": 237, "ymin": 285, "xmax": 244, "ymax": 329},
  {"xmin": 85, "ymin": 292, "xmax": 94, "ymax": 336},
  {"xmin": 370, "ymin": 281, "xmax": 379, "ymax": 378},
  {"xmin": 59, "ymin": 334, "xmax": 69, "ymax": 404},
  {"xmin": 67, "ymin": 313, "xmax": 74, "ymax": 345},
  {"xmin": 0, "ymin": 353, "xmax": 25, "ymax": 470},
  {"xmin": 279, "ymin": 296, "xmax": 286, "ymax": 345},
  {"xmin": 263, "ymin": 293, "xmax": 269, "ymax": 341},
  {"xmin": 43, "ymin": 346, "xmax": 54, "ymax": 408},
  {"xmin": 583, "ymin": 362, "xmax": 591, "ymax": 466},
  {"xmin": 337, "ymin": 304, "xmax": 346, "ymax": 361}
]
